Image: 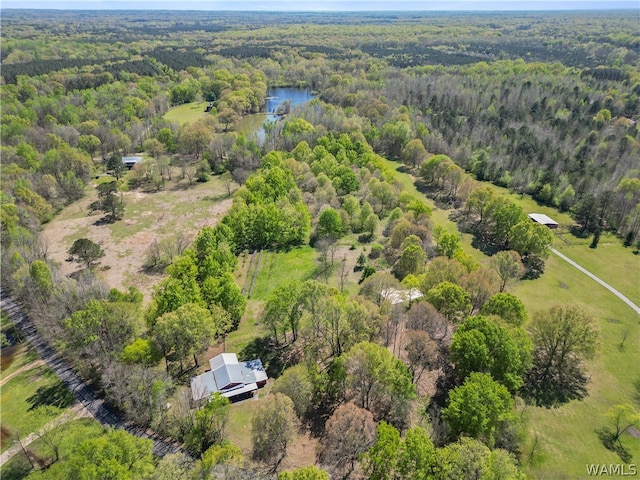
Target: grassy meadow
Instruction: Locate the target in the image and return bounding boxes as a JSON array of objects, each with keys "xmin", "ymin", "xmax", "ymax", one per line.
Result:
[
  {"xmin": 0, "ymin": 367, "xmax": 74, "ymax": 454},
  {"xmin": 516, "ymin": 253, "xmax": 639, "ymax": 478},
  {"xmin": 164, "ymin": 102, "xmax": 210, "ymax": 125}
]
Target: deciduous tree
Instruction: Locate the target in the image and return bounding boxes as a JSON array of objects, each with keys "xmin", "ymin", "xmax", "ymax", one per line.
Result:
[
  {"xmin": 320, "ymin": 402, "xmax": 376, "ymax": 479},
  {"xmin": 279, "ymin": 466, "xmax": 330, "ymax": 480},
  {"xmin": 43, "ymin": 429, "xmax": 154, "ymax": 480},
  {"xmin": 402, "ymin": 138, "xmax": 428, "ymax": 168},
  {"xmin": 153, "ymin": 302, "xmax": 215, "ymax": 372},
  {"xmin": 68, "ymin": 238, "xmax": 104, "ymax": 269},
  {"xmin": 185, "ymin": 393, "xmax": 230, "ymax": 454},
  {"xmin": 490, "ymin": 250, "xmax": 525, "ymax": 292},
  {"xmin": 450, "ymin": 315, "xmax": 532, "ymax": 391},
  {"xmin": 426, "ymin": 281, "xmax": 471, "ymax": 323},
  {"xmin": 272, "ymin": 364, "xmax": 314, "ymax": 419},
  {"xmin": 396, "ymin": 427, "xmax": 436, "ymax": 480},
  {"xmin": 523, "ymin": 305, "xmax": 598, "ymax": 407},
  {"xmin": 480, "ymin": 292, "xmax": 528, "ymax": 326},
  {"xmin": 363, "ymin": 422, "xmax": 401, "ymax": 480},
  {"xmin": 508, "ymin": 221, "xmax": 553, "ymax": 259},
  {"xmin": 251, "ymin": 393, "xmax": 298, "ymax": 468},
  {"xmin": 404, "ymin": 329, "xmax": 438, "ymax": 382},
  {"xmin": 436, "ymin": 437, "xmax": 524, "ymax": 480},
  {"xmin": 343, "ymin": 341, "xmax": 416, "ymax": 426},
  {"xmin": 443, "ymin": 372, "xmax": 514, "ymax": 446}
]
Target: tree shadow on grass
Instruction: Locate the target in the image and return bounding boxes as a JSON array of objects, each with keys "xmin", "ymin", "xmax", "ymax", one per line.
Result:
[
  {"xmin": 27, "ymin": 382, "xmax": 75, "ymax": 411},
  {"xmin": 92, "ymin": 215, "xmax": 116, "ymax": 226},
  {"xmin": 239, "ymin": 336, "xmax": 299, "ymax": 380},
  {"xmin": 0, "ymin": 453, "xmax": 33, "ymax": 480},
  {"xmin": 596, "ymin": 427, "xmax": 633, "ymax": 463},
  {"xmin": 521, "ymin": 364, "xmax": 588, "ymax": 408}
]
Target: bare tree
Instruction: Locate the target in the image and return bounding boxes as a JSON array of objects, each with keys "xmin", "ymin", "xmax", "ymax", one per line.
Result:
[
  {"xmin": 319, "ymin": 402, "xmax": 376, "ymax": 479},
  {"xmin": 404, "ymin": 330, "xmax": 438, "ymax": 382},
  {"xmin": 406, "ymin": 301, "xmax": 448, "ymax": 341}
]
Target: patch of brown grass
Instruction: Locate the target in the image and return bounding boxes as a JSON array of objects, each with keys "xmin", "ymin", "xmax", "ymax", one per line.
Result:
[{"xmin": 42, "ymin": 176, "xmax": 233, "ymax": 303}]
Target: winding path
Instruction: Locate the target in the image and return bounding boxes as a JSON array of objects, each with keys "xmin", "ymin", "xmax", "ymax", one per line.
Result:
[
  {"xmin": 550, "ymin": 247, "xmax": 640, "ymax": 315},
  {"xmin": 0, "ymin": 290, "xmax": 189, "ymax": 459}
]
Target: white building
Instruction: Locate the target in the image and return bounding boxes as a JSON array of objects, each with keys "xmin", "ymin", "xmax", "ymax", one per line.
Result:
[
  {"xmin": 527, "ymin": 213, "xmax": 559, "ymax": 229},
  {"xmin": 190, "ymin": 353, "xmax": 268, "ymax": 401}
]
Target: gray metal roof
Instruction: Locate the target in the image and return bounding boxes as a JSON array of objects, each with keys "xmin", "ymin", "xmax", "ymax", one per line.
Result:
[
  {"xmin": 213, "ymin": 363, "xmax": 244, "ymax": 390},
  {"xmin": 191, "ymin": 353, "xmax": 268, "ymax": 401},
  {"xmin": 527, "ymin": 213, "xmax": 558, "ymax": 226},
  {"xmin": 241, "ymin": 359, "xmax": 268, "ymax": 384}
]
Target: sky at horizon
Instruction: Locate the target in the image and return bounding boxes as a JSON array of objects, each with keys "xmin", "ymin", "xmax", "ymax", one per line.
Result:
[{"xmin": 2, "ymin": 0, "xmax": 638, "ymax": 10}]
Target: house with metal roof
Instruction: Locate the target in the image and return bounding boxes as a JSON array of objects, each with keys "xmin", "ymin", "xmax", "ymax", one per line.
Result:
[{"xmin": 190, "ymin": 353, "xmax": 268, "ymax": 401}]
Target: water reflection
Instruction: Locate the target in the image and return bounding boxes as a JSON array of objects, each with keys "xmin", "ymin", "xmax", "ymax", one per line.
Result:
[{"xmin": 236, "ymin": 87, "xmax": 314, "ymax": 143}]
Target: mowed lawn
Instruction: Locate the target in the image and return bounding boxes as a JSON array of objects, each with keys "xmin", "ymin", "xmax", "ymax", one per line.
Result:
[
  {"xmin": 551, "ymin": 232, "xmax": 640, "ymax": 307},
  {"xmin": 227, "ymin": 247, "xmax": 317, "ymax": 353},
  {"xmin": 516, "ymin": 252, "xmax": 639, "ymax": 478},
  {"xmin": 164, "ymin": 102, "xmax": 209, "ymax": 125},
  {"xmin": 0, "ymin": 367, "xmax": 74, "ymax": 454},
  {"xmin": 241, "ymin": 246, "xmax": 318, "ymax": 302}
]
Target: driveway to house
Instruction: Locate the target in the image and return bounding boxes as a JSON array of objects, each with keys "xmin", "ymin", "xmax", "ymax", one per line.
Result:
[
  {"xmin": 0, "ymin": 290, "xmax": 188, "ymax": 459},
  {"xmin": 550, "ymin": 247, "xmax": 640, "ymax": 315}
]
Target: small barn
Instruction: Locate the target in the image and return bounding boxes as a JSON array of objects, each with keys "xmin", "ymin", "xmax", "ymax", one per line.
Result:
[
  {"xmin": 528, "ymin": 213, "xmax": 559, "ymax": 229},
  {"xmin": 380, "ymin": 288, "xmax": 424, "ymax": 305},
  {"xmin": 122, "ymin": 156, "xmax": 143, "ymax": 169},
  {"xmin": 190, "ymin": 353, "xmax": 268, "ymax": 402}
]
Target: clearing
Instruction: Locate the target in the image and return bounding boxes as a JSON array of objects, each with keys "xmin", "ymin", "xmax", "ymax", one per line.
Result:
[
  {"xmin": 41, "ymin": 174, "xmax": 234, "ymax": 301},
  {"xmin": 164, "ymin": 102, "xmax": 210, "ymax": 125}
]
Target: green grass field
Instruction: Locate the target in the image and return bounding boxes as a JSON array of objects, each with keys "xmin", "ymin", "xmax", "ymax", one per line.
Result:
[
  {"xmin": 0, "ymin": 345, "xmax": 39, "ymax": 384},
  {"xmin": 551, "ymin": 233, "xmax": 640, "ymax": 307},
  {"xmin": 516, "ymin": 253, "xmax": 639, "ymax": 478},
  {"xmin": 1, "ymin": 316, "xmax": 39, "ymax": 383},
  {"xmin": 246, "ymin": 246, "xmax": 318, "ymax": 301},
  {"xmin": 226, "ymin": 388, "xmax": 273, "ymax": 453},
  {"xmin": 227, "ymin": 247, "xmax": 317, "ymax": 353},
  {"xmin": 0, "ymin": 367, "xmax": 74, "ymax": 454},
  {"xmin": 0, "ymin": 419, "xmax": 106, "ymax": 480},
  {"xmin": 164, "ymin": 102, "xmax": 209, "ymax": 125}
]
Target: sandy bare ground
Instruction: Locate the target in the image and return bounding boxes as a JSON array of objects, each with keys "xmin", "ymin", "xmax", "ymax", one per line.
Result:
[{"xmin": 42, "ymin": 178, "xmax": 234, "ymax": 301}]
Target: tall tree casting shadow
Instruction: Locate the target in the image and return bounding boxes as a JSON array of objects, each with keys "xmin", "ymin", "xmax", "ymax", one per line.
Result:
[{"xmin": 27, "ymin": 382, "xmax": 75, "ymax": 411}]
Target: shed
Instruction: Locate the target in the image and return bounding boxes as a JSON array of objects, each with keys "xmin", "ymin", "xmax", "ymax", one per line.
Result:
[
  {"xmin": 122, "ymin": 156, "xmax": 143, "ymax": 169},
  {"xmin": 380, "ymin": 288, "xmax": 424, "ymax": 305},
  {"xmin": 190, "ymin": 352, "xmax": 268, "ymax": 402},
  {"xmin": 527, "ymin": 213, "xmax": 559, "ymax": 229}
]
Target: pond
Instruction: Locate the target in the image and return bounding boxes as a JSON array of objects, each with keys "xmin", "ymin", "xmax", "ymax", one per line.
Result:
[{"xmin": 236, "ymin": 86, "xmax": 314, "ymax": 142}]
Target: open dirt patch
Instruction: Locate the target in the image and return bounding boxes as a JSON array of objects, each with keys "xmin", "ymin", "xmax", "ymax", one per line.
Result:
[{"xmin": 42, "ymin": 178, "xmax": 234, "ymax": 302}]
